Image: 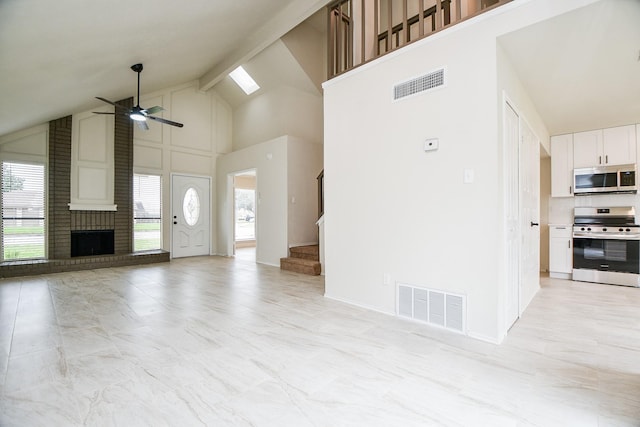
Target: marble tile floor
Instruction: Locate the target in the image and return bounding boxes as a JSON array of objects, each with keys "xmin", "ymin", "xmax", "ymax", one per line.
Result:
[{"xmin": 1, "ymin": 252, "xmax": 639, "ymax": 426}]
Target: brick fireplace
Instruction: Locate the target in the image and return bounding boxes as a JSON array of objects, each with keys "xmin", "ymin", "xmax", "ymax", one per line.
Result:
[{"xmin": 0, "ymin": 98, "xmax": 169, "ymax": 278}]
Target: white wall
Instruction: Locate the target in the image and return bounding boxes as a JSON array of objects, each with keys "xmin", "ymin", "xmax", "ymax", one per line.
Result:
[
  {"xmin": 281, "ymin": 19, "xmax": 326, "ymax": 92},
  {"xmin": 0, "ymin": 124, "xmax": 48, "ymax": 164},
  {"xmin": 217, "ymin": 135, "xmax": 323, "ymax": 265},
  {"xmin": 132, "ymin": 81, "xmax": 232, "ymax": 254},
  {"xmin": 496, "ymin": 41, "xmax": 550, "ymax": 333},
  {"xmin": 323, "ymin": 0, "xmax": 596, "ymax": 343},
  {"xmin": 288, "ymin": 138, "xmax": 323, "ymax": 246},
  {"xmin": 217, "ymin": 137, "xmax": 289, "ymax": 266},
  {"xmin": 233, "ymin": 85, "xmax": 323, "ymax": 150},
  {"xmin": 540, "ymin": 157, "xmax": 551, "ymax": 273},
  {"xmin": 324, "ymin": 28, "xmax": 501, "ymax": 341}
]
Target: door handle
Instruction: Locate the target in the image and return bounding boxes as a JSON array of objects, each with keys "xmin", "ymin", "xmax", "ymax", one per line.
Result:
[{"xmin": 530, "ymin": 222, "xmax": 539, "ymax": 227}]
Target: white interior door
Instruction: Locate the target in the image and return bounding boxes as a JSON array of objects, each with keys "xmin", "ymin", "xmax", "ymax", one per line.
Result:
[
  {"xmin": 504, "ymin": 103, "xmax": 520, "ymax": 329},
  {"xmin": 172, "ymin": 174, "xmax": 210, "ymax": 258},
  {"xmin": 520, "ymin": 120, "xmax": 541, "ymax": 311}
]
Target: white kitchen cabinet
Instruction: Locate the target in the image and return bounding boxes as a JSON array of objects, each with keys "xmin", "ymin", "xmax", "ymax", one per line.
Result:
[
  {"xmin": 549, "ymin": 225, "xmax": 572, "ymax": 279},
  {"xmin": 573, "ymin": 129, "xmax": 603, "ymax": 168},
  {"xmin": 603, "ymin": 124, "xmax": 636, "ymax": 166},
  {"xmin": 573, "ymin": 125, "xmax": 637, "ymax": 168},
  {"xmin": 550, "ymin": 134, "xmax": 574, "ymax": 197}
]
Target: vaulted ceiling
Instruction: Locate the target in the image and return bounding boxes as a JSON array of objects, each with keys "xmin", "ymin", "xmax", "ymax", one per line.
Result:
[
  {"xmin": 0, "ymin": 0, "xmax": 330, "ymax": 137},
  {"xmin": 498, "ymin": 0, "xmax": 640, "ymax": 138},
  {"xmin": 3, "ymin": 1, "xmax": 637, "ymax": 144}
]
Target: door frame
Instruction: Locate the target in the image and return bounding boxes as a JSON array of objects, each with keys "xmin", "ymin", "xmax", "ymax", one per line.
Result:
[
  {"xmin": 503, "ymin": 99, "xmax": 521, "ymax": 332},
  {"xmin": 231, "ymin": 169, "xmax": 258, "ymax": 256},
  {"xmin": 170, "ymin": 173, "xmax": 212, "ymax": 259},
  {"xmin": 502, "ymin": 94, "xmax": 542, "ymax": 335},
  {"xmin": 226, "ymin": 168, "xmax": 258, "ymax": 257}
]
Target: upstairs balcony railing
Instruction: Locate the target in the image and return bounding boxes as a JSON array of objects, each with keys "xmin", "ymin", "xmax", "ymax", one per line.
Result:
[{"xmin": 328, "ymin": 0, "xmax": 512, "ymax": 78}]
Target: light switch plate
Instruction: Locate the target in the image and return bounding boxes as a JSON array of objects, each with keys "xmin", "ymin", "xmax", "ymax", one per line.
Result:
[{"xmin": 463, "ymin": 169, "xmax": 474, "ymax": 184}]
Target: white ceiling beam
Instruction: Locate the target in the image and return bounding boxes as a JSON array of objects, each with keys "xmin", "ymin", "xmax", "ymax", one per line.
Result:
[{"xmin": 198, "ymin": 0, "xmax": 331, "ymax": 92}]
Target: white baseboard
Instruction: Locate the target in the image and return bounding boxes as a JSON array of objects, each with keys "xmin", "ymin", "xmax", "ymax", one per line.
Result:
[
  {"xmin": 467, "ymin": 331, "xmax": 502, "ymax": 345},
  {"xmin": 257, "ymin": 260, "xmax": 279, "ymax": 267},
  {"xmin": 323, "ymin": 293, "xmax": 395, "ymax": 317}
]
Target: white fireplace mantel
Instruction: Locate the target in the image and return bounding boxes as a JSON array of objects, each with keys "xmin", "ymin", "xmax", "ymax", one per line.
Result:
[{"xmin": 68, "ymin": 203, "xmax": 117, "ymax": 211}]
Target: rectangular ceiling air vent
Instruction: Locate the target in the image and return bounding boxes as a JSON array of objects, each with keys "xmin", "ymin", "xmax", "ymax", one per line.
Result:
[{"xmin": 393, "ymin": 68, "xmax": 445, "ymax": 101}]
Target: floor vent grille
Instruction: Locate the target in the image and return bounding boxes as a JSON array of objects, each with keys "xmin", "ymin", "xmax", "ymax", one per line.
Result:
[
  {"xmin": 397, "ymin": 284, "xmax": 466, "ymax": 334},
  {"xmin": 393, "ymin": 68, "xmax": 445, "ymax": 101}
]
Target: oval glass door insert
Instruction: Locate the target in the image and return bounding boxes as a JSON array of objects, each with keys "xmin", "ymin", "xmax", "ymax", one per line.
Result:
[{"xmin": 183, "ymin": 187, "xmax": 200, "ymax": 226}]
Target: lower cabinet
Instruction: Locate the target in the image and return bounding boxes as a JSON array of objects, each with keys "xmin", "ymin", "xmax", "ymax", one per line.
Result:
[{"xmin": 549, "ymin": 225, "xmax": 572, "ymax": 279}]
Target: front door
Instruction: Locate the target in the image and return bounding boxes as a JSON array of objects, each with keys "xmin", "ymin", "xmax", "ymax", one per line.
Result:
[{"xmin": 171, "ymin": 174, "xmax": 210, "ymax": 258}]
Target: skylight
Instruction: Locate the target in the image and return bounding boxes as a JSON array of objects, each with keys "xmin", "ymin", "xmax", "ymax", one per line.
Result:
[{"xmin": 229, "ymin": 66, "xmax": 260, "ymax": 95}]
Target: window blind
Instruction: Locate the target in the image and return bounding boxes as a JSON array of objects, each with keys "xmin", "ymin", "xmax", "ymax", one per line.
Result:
[
  {"xmin": 133, "ymin": 174, "xmax": 161, "ymax": 251},
  {"xmin": 2, "ymin": 162, "xmax": 45, "ymax": 260}
]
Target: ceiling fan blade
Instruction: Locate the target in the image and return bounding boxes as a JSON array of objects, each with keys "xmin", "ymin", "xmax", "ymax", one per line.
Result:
[
  {"xmin": 96, "ymin": 97, "xmax": 130, "ymax": 111},
  {"xmin": 135, "ymin": 120, "xmax": 149, "ymax": 131},
  {"xmin": 92, "ymin": 112, "xmax": 115, "ymax": 115},
  {"xmin": 147, "ymin": 115, "xmax": 184, "ymax": 128},
  {"xmin": 145, "ymin": 106, "xmax": 164, "ymax": 115}
]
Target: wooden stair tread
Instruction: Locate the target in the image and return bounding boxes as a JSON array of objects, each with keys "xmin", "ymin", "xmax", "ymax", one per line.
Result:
[
  {"xmin": 289, "ymin": 245, "xmax": 319, "ymax": 261},
  {"xmin": 280, "ymin": 257, "xmax": 321, "ymax": 275},
  {"xmin": 280, "ymin": 257, "xmax": 319, "ymax": 266}
]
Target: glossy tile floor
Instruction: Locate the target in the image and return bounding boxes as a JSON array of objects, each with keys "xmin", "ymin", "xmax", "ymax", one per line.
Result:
[{"xmin": 1, "ymin": 250, "xmax": 640, "ymax": 426}]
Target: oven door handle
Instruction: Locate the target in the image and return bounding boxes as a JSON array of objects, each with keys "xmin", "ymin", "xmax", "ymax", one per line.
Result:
[{"xmin": 573, "ymin": 233, "xmax": 640, "ymax": 240}]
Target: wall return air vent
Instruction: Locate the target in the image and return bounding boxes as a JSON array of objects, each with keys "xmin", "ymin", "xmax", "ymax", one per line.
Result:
[
  {"xmin": 397, "ymin": 283, "xmax": 466, "ymax": 334},
  {"xmin": 393, "ymin": 68, "xmax": 445, "ymax": 101}
]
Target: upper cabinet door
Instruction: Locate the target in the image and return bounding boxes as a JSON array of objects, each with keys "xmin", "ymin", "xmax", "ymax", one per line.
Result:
[
  {"xmin": 603, "ymin": 125, "xmax": 636, "ymax": 166},
  {"xmin": 551, "ymin": 134, "xmax": 574, "ymax": 197},
  {"xmin": 573, "ymin": 129, "xmax": 603, "ymax": 168}
]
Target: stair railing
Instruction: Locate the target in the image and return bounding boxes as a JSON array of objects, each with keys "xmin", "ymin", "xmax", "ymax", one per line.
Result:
[
  {"xmin": 328, "ymin": 0, "xmax": 510, "ymax": 78},
  {"xmin": 317, "ymin": 169, "xmax": 324, "ymax": 219}
]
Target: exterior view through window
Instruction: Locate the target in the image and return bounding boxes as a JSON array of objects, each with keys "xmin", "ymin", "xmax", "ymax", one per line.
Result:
[
  {"xmin": 235, "ymin": 188, "xmax": 255, "ymax": 241},
  {"xmin": 2, "ymin": 162, "xmax": 45, "ymax": 260},
  {"xmin": 133, "ymin": 174, "xmax": 161, "ymax": 251}
]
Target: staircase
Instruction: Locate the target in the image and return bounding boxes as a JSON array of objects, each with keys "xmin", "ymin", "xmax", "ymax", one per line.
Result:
[{"xmin": 280, "ymin": 245, "xmax": 321, "ymax": 275}]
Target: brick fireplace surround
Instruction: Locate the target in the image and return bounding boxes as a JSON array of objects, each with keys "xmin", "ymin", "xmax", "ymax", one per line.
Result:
[{"xmin": 0, "ymin": 98, "xmax": 169, "ymax": 278}]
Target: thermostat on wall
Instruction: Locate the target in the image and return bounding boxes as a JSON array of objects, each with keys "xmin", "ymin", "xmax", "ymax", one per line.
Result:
[{"xmin": 424, "ymin": 138, "xmax": 439, "ymax": 152}]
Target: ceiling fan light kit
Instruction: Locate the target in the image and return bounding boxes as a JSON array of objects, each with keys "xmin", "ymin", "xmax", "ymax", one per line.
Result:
[{"xmin": 93, "ymin": 63, "xmax": 184, "ymax": 130}]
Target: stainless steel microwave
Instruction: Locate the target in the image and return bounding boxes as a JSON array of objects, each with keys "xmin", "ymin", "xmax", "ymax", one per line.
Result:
[{"xmin": 574, "ymin": 164, "xmax": 637, "ymax": 195}]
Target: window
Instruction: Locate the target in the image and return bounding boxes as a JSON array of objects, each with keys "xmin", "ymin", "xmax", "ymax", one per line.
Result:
[
  {"xmin": 228, "ymin": 66, "xmax": 260, "ymax": 95},
  {"xmin": 133, "ymin": 174, "xmax": 161, "ymax": 251},
  {"xmin": 1, "ymin": 162, "xmax": 46, "ymax": 260}
]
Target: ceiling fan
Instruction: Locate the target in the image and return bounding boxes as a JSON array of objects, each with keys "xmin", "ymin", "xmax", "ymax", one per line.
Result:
[{"xmin": 94, "ymin": 63, "xmax": 184, "ymax": 130}]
